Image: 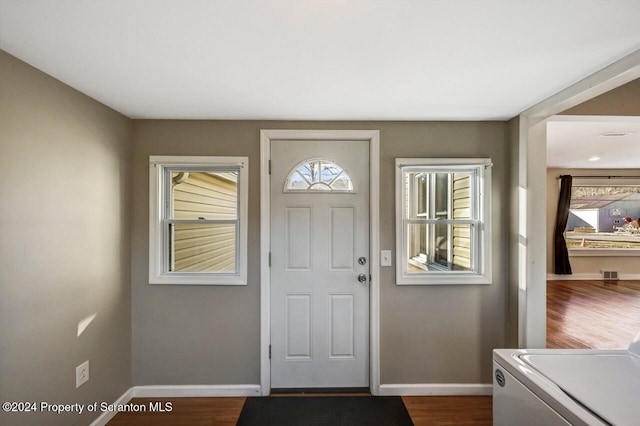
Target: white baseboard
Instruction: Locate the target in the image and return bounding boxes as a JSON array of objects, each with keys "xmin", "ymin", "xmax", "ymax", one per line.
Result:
[
  {"xmin": 547, "ymin": 273, "xmax": 601, "ymax": 280},
  {"xmin": 88, "ymin": 384, "xmax": 260, "ymax": 425},
  {"xmin": 133, "ymin": 384, "xmax": 262, "ymax": 398},
  {"xmin": 547, "ymin": 273, "xmax": 640, "ymax": 280},
  {"xmin": 89, "ymin": 387, "xmax": 134, "ymax": 426},
  {"xmin": 378, "ymin": 383, "xmax": 492, "ymax": 396}
]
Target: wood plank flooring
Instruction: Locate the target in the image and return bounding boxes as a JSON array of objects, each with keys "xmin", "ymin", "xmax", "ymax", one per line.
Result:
[
  {"xmin": 403, "ymin": 396, "xmax": 492, "ymax": 426},
  {"xmin": 547, "ymin": 280, "xmax": 640, "ymax": 349},
  {"xmin": 107, "ymin": 395, "xmax": 492, "ymax": 425},
  {"xmin": 107, "ymin": 397, "xmax": 245, "ymax": 426}
]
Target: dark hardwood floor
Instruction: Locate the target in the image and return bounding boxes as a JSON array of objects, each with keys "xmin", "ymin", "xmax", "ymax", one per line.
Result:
[
  {"xmin": 107, "ymin": 395, "xmax": 492, "ymax": 425},
  {"xmin": 547, "ymin": 279, "xmax": 640, "ymax": 349}
]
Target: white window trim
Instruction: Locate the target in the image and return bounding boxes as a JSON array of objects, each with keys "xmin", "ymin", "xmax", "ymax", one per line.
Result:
[
  {"xmin": 395, "ymin": 158, "xmax": 492, "ymax": 285},
  {"xmin": 149, "ymin": 155, "xmax": 248, "ymax": 285}
]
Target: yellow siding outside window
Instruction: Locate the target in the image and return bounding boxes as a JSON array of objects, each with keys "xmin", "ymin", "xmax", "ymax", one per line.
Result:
[
  {"xmin": 452, "ymin": 173, "xmax": 471, "ymax": 269},
  {"xmin": 170, "ymin": 171, "xmax": 238, "ymax": 273}
]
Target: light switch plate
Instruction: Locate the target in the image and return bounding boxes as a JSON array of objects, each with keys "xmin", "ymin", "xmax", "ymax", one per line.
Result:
[{"xmin": 381, "ymin": 250, "xmax": 392, "ymax": 267}]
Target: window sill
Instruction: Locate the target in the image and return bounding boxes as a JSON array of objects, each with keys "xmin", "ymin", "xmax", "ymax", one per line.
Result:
[
  {"xmin": 396, "ymin": 273, "xmax": 492, "ymax": 285},
  {"xmin": 568, "ymin": 248, "xmax": 640, "ymax": 257},
  {"xmin": 149, "ymin": 273, "xmax": 247, "ymax": 285}
]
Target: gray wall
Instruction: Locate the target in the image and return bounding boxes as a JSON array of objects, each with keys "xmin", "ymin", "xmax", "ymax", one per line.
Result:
[
  {"xmin": 561, "ymin": 78, "xmax": 640, "ymax": 116},
  {"xmin": 0, "ymin": 51, "xmax": 132, "ymax": 425},
  {"xmin": 132, "ymin": 120, "xmax": 510, "ymax": 385}
]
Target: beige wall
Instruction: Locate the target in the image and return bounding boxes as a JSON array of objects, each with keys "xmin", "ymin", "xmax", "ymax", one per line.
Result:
[
  {"xmin": 547, "ymin": 168, "xmax": 640, "ymax": 276},
  {"xmin": 561, "ymin": 78, "xmax": 640, "ymax": 116},
  {"xmin": 131, "ymin": 120, "xmax": 510, "ymax": 385},
  {"xmin": 0, "ymin": 50, "xmax": 132, "ymax": 425}
]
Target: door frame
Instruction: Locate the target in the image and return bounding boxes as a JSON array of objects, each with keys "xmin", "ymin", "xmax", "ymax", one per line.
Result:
[
  {"xmin": 260, "ymin": 129, "xmax": 380, "ymax": 395},
  {"xmin": 517, "ymin": 49, "xmax": 640, "ymax": 348}
]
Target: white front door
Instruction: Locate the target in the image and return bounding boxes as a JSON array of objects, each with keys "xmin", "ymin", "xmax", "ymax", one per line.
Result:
[{"xmin": 270, "ymin": 139, "xmax": 370, "ymax": 389}]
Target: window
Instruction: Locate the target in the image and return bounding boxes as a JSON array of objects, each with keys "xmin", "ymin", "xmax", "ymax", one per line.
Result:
[
  {"xmin": 565, "ymin": 184, "xmax": 640, "ymax": 251},
  {"xmin": 395, "ymin": 158, "xmax": 492, "ymax": 285},
  {"xmin": 149, "ymin": 156, "xmax": 248, "ymax": 285},
  {"xmin": 284, "ymin": 159, "xmax": 354, "ymax": 192}
]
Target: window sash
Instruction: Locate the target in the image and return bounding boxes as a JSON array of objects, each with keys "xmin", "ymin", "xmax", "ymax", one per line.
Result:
[
  {"xmin": 163, "ymin": 166, "xmax": 240, "ymax": 220},
  {"xmin": 161, "ymin": 165, "xmax": 241, "ymax": 276},
  {"xmin": 163, "ymin": 220, "xmax": 240, "ymax": 275},
  {"xmin": 402, "ymin": 221, "xmax": 480, "ymax": 275}
]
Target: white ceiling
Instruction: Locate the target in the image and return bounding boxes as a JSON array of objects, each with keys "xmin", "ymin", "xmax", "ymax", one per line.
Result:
[
  {"xmin": 547, "ymin": 116, "xmax": 640, "ymax": 169},
  {"xmin": 1, "ymin": 0, "xmax": 639, "ymax": 120}
]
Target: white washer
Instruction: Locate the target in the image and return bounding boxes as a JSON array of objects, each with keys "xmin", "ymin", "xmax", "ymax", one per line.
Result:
[{"xmin": 493, "ymin": 335, "xmax": 640, "ymax": 426}]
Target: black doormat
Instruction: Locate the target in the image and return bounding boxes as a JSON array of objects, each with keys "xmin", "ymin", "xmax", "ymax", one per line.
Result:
[{"xmin": 236, "ymin": 396, "xmax": 414, "ymax": 426}]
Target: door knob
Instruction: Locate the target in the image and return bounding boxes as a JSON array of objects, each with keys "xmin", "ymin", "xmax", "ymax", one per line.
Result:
[{"xmin": 357, "ymin": 274, "xmax": 367, "ymax": 283}]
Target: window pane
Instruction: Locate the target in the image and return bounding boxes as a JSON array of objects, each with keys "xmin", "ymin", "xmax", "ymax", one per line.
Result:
[
  {"xmin": 407, "ymin": 223, "xmax": 428, "ymax": 270},
  {"xmin": 405, "ymin": 173, "xmax": 427, "ymax": 219},
  {"xmin": 451, "ymin": 223, "xmax": 472, "ymax": 271},
  {"xmin": 566, "ymin": 185, "xmax": 640, "ymax": 248},
  {"xmin": 287, "ymin": 171, "xmax": 308, "ymax": 190},
  {"xmin": 298, "ymin": 162, "xmax": 317, "ymax": 183},
  {"xmin": 171, "ymin": 171, "xmax": 238, "ymax": 220},
  {"xmin": 330, "ymin": 174, "xmax": 353, "ymax": 191},
  {"xmin": 406, "ymin": 223, "xmax": 472, "ymax": 272},
  {"xmin": 170, "ymin": 223, "xmax": 236, "ymax": 272},
  {"xmin": 406, "ymin": 171, "xmax": 473, "ymax": 220},
  {"xmin": 320, "ymin": 162, "xmax": 343, "ymax": 183},
  {"xmin": 416, "ymin": 174, "xmax": 427, "ymax": 217},
  {"xmin": 285, "ymin": 159, "xmax": 354, "ymax": 192},
  {"xmin": 434, "ymin": 173, "xmax": 449, "ymax": 218},
  {"xmin": 452, "ymin": 173, "xmax": 472, "ymax": 219}
]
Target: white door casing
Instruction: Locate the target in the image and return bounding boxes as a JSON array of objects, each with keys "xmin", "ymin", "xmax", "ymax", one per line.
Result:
[{"xmin": 270, "ymin": 139, "xmax": 370, "ymax": 388}]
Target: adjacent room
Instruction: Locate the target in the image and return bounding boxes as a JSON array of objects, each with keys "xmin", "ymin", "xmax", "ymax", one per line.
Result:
[
  {"xmin": 546, "ymin": 79, "xmax": 640, "ymax": 350},
  {"xmin": 1, "ymin": 1, "xmax": 639, "ymax": 425}
]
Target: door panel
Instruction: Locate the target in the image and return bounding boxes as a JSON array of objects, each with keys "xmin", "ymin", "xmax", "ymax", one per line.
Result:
[
  {"xmin": 285, "ymin": 294, "xmax": 312, "ymax": 359},
  {"xmin": 286, "ymin": 207, "xmax": 312, "ymax": 270},
  {"xmin": 329, "ymin": 294, "xmax": 355, "ymax": 358},
  {"xmin": 271, "ymin": 139, "xmax": 369, "ymax": 389},
  {"xmin": 329, "ymin": 207, "xmax": 355, "ymax": 271}
]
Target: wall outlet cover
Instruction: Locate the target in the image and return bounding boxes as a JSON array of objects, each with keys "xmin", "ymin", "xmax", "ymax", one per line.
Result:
[{"xmin": 76, "ymin": 360, "xmax": 89, "ymax": 388}]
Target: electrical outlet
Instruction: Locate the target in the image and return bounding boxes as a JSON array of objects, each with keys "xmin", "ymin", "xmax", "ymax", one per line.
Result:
[{"xmin": 76, "ymin": 360, "xmax": 89, "ymax": 388}]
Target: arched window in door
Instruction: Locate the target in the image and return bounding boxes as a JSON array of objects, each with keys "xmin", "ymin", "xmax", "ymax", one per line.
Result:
[{"xmin": 284, "ymin": 159, "xmax": 354, "ymax": 192}]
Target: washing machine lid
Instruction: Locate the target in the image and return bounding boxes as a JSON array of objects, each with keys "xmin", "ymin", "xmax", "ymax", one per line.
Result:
[{"xmin": 520, "ymin": 353, "xmax": 640, "ymax": 426}]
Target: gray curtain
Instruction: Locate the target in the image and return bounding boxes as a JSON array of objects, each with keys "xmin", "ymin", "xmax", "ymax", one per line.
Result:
[{"xmin": 554, "ymin": 175, "xmax": 572, "ymax": 274}]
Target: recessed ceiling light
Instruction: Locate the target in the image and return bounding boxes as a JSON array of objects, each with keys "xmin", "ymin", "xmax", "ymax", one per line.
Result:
[
  {"xmin": 588, "ymin": 155, "xmax": 601, "ymax": 162},
  {"xmin": 599, "ymin": 132, "xmax": 635, "ymax": 137}
]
